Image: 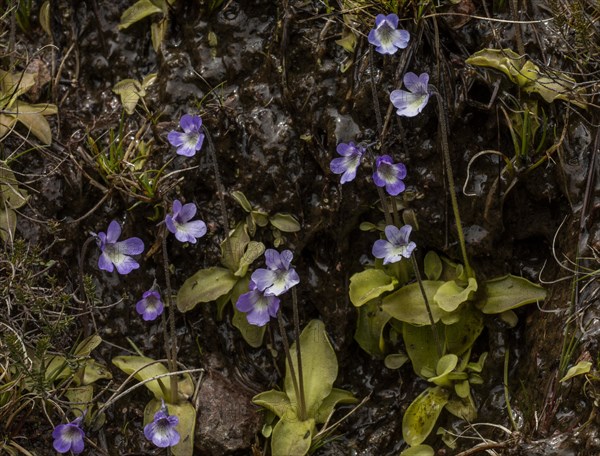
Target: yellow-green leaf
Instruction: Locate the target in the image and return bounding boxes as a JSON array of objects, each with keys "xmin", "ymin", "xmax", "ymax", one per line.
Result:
[
  {"xmin": 118, "ymin": 0, "xmax": 163, "ymax": 30},
  {"xmin": 403, "ymin": 386, "xmax": 450, "ymax": 446},
  {"xmin": 349, "ymin": 269, "xmax": 397, "ymax": 307},
  {"xmin": 176, "ymin": 266, "xmax": 238, "ymax": 312},
  {"xmin": 560, "ymin": 361, "xmax": 592, "ymax": 382}
]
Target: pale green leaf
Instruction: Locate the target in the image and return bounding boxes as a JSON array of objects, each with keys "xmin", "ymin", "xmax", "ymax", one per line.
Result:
[
  {"xmin": 118, "ymin": 0, "xmax": 163, "ymax": 30},
  {"xmin": 141, "ymin": 72, "xmax": 158, "ymax": 90},
  {"xmin": 424, "ymin": 251, "xmax": 443, "ymax": 281},
  {"xmin": 231, "ymin": 190, "xmax": 253, "ymax": 212},
  {"xmin": 112, "ymin": 356, "xmax": 171, "ymax": 400},
  {"xmin": 444, "ymin": 305, "xmax": 484, "ymax": 356},
  {"xmin": 476, "ymin": 274, "xmax": 546, "ymax": 314},
  {"xmin": 220, "ymin": 223, "xmax": 250, "ymax": 272},
  {"xmin": 176, "ymin": 266, "xmax": 238, "ymax": 312},
  {"xmin": 81, "ymin": 359, "xmax": 112, "ymax": 385},
  {"xmin": 382, "ymin": 281, "xmax": 445, "ymax": 325},
  {"xmin": 315, "ymin": 388, "xmax": 357, "ymax": 424},
  {"xmin": 284, "ymin": 320, "xmax": 337, "ymax": 418},
  {"xmin": 434, "ymin": 278, "xmax": 478, "ymax": 312},
  {"xmin": 74, "ymin": 335, "xmax": 102, "ymax": 357},
  {"xmin": 354, "ymin": 299, "xmax": 392, "ymax": 358},
  {"xmin": 234, "ymin": 240, "xmax": 265, "ymax": 277},
  {"xmin": 112, "ymin": 79, "xmax": 143, "ymax": 115},
  {"xmin": 271, "ymin": 417, "xmax": 314, "ymax": 456},
  {"xmin": 402, "ymin": 386, "xmax": 450, "ymax": 446},
  {"xmin": 349, "ymin": 269, "xmax": 397, "ymax": 307},
  {"xmin": 384, "ymin": 353, "xmax": 408, "ymax": 370},
  {"xmin": 403, "ymin": 322, "xmax": 443, "ymax": 378},
  {"xmin": 0, "ymin": 207, "xmax": 17, "ymax": 243},
  {"xmin": 0, "ymin": 114, "xmax": 17, "ymax": 139},
  {"xmin": 454, "ymin": 380, "xmax": 470, "ymax": 399},
  {"xmin": 1, "ymin": 164, "xmax": 29, "ymax": 209},
  {"xmin": 150, "ymin": 19, "xmax": 167, "ymax": 52},
  {"xmin": 12, "ymin": 101, "xmax": 57, "ymax": 145},
  {"xmin": 39, "ymin": 1, "xmax": 51, "ymax": 36},
  {"xmin": 400, "ymin": 444, "xmax": 435, "ymax": 456},
  {"xmin": 0, "ymin": 69, "xmax": 37, "ymax": 105},
  {"xmin": 560, "ymin": 361, "xmax": 592, "ymax": 382},
  {"xmin": 65, "ymin": 385, "xmax": 93, "ymax": 410},
  {"xmin": 269, "ymin": 213, "xmax": 301, "ymax": 232},
  {"xmin": 335, "ymin": 30, "xmax": 357, "ymax": 53},
  {"xmin": 233, "ymin": 305, "xmax": 266, "ymax": 348},
  {"xmin": 445, "ymin": 393, "xmax": 477, "ymax": 421},
  {"xmin": 253, "ymin": 390, "xmax": 293, "ymax": 420}
]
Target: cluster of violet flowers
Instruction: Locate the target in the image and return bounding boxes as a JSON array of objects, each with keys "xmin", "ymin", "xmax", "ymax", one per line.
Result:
[
  {"xmin": 236, "ymin": 249, "xmax": 300, "ymax": 326},
  {"xmin": 53, "ymin": 114, "xmax": 207, "ymax": 453},
  {"xmin": 330, "ymin": 13, "xmax": 431, "ymax": 265}
]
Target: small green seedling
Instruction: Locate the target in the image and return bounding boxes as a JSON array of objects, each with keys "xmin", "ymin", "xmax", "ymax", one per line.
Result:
[{"xmin": 112, "ymin": 73, "xmax": 157, "ymax": 115}]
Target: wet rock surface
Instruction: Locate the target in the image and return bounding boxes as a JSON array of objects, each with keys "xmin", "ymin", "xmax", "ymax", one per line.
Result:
[{"xmin": 2, "ymin": 0, "xmax": 600, "ymax": 455}]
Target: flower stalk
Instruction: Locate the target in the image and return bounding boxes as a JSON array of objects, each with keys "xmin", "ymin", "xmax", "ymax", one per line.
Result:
[
  {"xmin": 161, "ymin": 224, "xmax": 178, "ymax": 404},
  {"xmin": 432, "ymin": 87, "xmax": 473, "ymax": 279},
  {"xmin": 411, "ymin": 254, "xmax": 443, "ymax": 358}
]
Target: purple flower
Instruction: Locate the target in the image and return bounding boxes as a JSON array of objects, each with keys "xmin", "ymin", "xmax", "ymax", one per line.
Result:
[
  {"xmin": 167, "ymin": 114, "xmax": 205, "ymax": 157},
  {"xmin": 144, "ymin": 402, "xmax": 180, "ymax": 448},
  {"xmin": 373, "ymin": 224, "xmax": 417, "ymax": 264},
  {"xmin": 390, "ymin": 72, "xmax": 430, "ymax": 117},
  {"xmin": 95, "ymin": 220, "xmax": 144, "ymax": 275},
  {"xmin": 236, "ymin": 280, "xmax": 281, "ymax": 326},
  {"xmin": 165, "ymin": 199, "xmax": 207, "ymax": 244},
  {"xmin": 373, "ymin": 155, "xmax": 407, "ymax": 196},
  {"xmin": 251, "ymin": 249, "xmax": 300, "ymax": 297},
  {"xmin": 52, "ymin": 416, "xmax": 85, "ymax": 454},
  {"xmin": 368, "ymin": 14, "xmax": 410, "ymax": 55},
  {"xmin": 136, "ymin": 290, "xmax": 164, "ymax": 321},
  {"xmin": 330, "ymin": 142, "xmax": 365, "ymax": 184}
]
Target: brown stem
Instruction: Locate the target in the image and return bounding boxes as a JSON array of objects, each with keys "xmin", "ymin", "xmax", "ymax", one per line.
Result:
[{"xmin": 161, "ymin": 226, "xmax": 178, "ymax": 404}]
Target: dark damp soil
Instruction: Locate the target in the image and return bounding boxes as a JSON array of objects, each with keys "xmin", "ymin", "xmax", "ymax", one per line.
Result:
[{"xmin": 2, "ymin": 0, "xmax": 599, "ymax": 455}]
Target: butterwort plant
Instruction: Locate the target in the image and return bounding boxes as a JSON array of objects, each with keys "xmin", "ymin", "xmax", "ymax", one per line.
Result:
[
  {"xmin": 165, "ymin": 199, "xmax": 207, "ymax": 244},
  {"xmin": 94, "ymin": 220, "xmax": 144, "ymax": 274},
  {"xmin": 390, "ymin": 72, "xmax": 430, "ymax": 117},
  {"xmin": 167, "ymin": 114, "xmax": 205, "ymax": 157},
  {"xmin": 52, "ymin": 416, "xmax": 85, "ymax": 454},
  {"xmin": 368, "ymin": 14, "xmax": 410, "ymax": 55}
]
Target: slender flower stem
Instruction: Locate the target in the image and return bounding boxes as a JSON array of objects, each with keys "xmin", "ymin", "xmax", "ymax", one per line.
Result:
[
  {"xmin": 277, "ymin": 310, "xmax": 307, "ymax": 421},
  {"xmin": 161, "ymin": 225, "xmax": 178, "ymax": 404},
  {"xmin": 390, "ymin": 196, "xmax": 401, "ymax": 228},
  {"xmin": 291, "ymin": 288, "xmax": 306, "ymax": 422},
  {"xmin": 79, "ymin": 236, "xmax": 96, "ymax": 337},
  {"xmin": 411, "ymin": 254, "xmax": 443, "ymax": 358},
  {"xmin": 203, "ymin": 126, "xmax": 232, "ymax": 257},
  {"xmin": 369, "ymin": 47, "xmax": 383, "ymax": 135},
  {"xmin": 431, "ymin": 87, "xmax": 473, "ymax": 279},
  {"xmin": 376, "ymin": 186, "xmax": 393, "ymax": 227}
]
